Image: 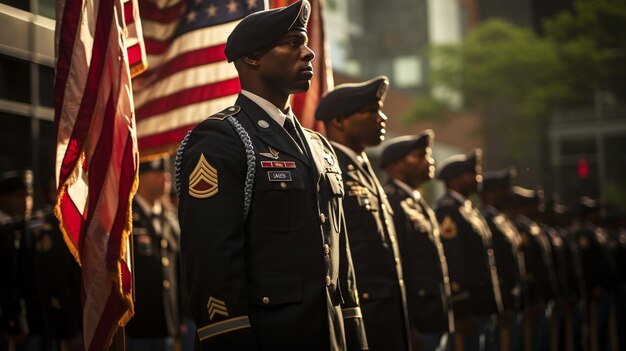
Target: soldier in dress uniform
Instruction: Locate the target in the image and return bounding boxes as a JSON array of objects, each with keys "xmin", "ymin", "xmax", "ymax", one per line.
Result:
[
  {"xmin": 315, "ymin": 76, "xmax": 412, "ymax": 351},
  {"xmin": 480, "ymin": 168, "xmax": 525, "ymax": 351},
  {"xmin": 126, "ymin": 156, "xmax": 182, "ymax": 350},
  {"xmin": 433, "ymin": 149, "xmax": 503, "ymax": 351},
  {"xmin": 176, "ymin": 2, "xmax": 368, "ymax": 349},
  {"xmin": 28, "ymin": 179, "xmax": 83, "ymax": 351},
  {"xmin": 603, "ymin": 208, "xmax": 626, "ymax": 351},
  {"xmin": 541, "ymin": 200, "xmax": 587, "ymax": 351},
  {"xmin": 508, "ymin": 187, "xmax": 558, "ymax": 351},
  {"xmin": 573, "ymin": 197, "xmax": 616, "ymax": 351},
  {"xmin": 379, "ymin": 131, "xmax": 454, "ymax": 351},
  {"xmin": 0, "ymin": 170, "xmax": 48, "ymax": 350}
]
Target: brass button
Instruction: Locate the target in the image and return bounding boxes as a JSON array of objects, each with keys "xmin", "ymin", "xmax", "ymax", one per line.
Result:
[
  {"xmin": 443, "ymin": 276, "xmax": 450, "ymax": 283},
  {"xmin": 365, "ymin": 204, "xmax": 372, "ymax": 211},
  {"xmin": 161, "ymin": 257, "xmax": 170, "ymax": 267},
  {"xmin": 325, "ymin": 276, "xmax": 331, "ymax": 286},
  {"xmin": 362, "ymin": 292, "xmax": 370, "ymax": 300},
  {"xmin": 319, "ymin": 213, "xmax": 326, "ymax": 223},
  {"xmin": 487, "ymin": 248, "xmax": 494, "ymax": 256},
  {"xmin": 161, "ymin": 239, "xmax": 168, "ymax": 249},
  {"xmin": 395, "ymin": 257, "xmax": 400, "ymax": 265},
  {"xmin": 324, "ymin": 244, "xmax": 330, "ymax": 254},
  {"xmin": 262, "ymin": 297, "xmax": 270, "ymax": 305},
  {"xmin": 279, "ymin": 182, "xmax": 287, "ymax": 189},
  {"xmin": 348, "ymin": 164, "xmax": 355, "ymax": 171},
  {"xmin": 163, "ymin": 280, "xmax": 171, "ymax": 289},
  {"xmin": 491, "ymin": 266, "xmax": 498, "ymax": 273}
]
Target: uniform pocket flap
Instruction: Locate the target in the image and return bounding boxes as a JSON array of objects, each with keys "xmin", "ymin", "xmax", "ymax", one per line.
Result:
[
  {"xmin": 358, "ymin": 276, "xmax": 391, "ymax": 301},
  {"xmin": 247, "ymin": 272, "xmax": 302, "ymax": 307},
  {"xmin": 407, "ymin": 279, "xmax": 441, "ymax": 297}
]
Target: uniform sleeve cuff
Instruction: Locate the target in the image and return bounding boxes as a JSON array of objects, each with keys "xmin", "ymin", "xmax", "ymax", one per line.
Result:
[
  {"xmin": 342, "ymin": 307, "xmax": 363, "ymax": 319},
  {"xmin": 197, "ymin": 316, "xmax": 252, "ymax": 341}
]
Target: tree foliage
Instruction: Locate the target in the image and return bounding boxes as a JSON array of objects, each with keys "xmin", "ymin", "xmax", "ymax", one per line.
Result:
[
  {"xmin": 429, "ymin": 19, "xmax": 568, "ymax": 119},
  {"xmin": 411, "ymin": 0, "xmax": 626, "ymax": 122},
  {"xmin": 544, "ymin": 0, "xmax": 626, "ymax": 102}
]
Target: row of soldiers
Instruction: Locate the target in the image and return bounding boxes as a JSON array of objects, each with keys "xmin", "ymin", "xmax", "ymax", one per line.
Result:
[
  {"xmin": 2, "ymin": 1, "xmax": 626, "ymax": 350},
  {"xmin": 0, "ymin": 162, "xmax": 193, "ymax": 351},
  {"xmin": 173, "ymin": 2, "xmax": 626, "ymax": 350}
]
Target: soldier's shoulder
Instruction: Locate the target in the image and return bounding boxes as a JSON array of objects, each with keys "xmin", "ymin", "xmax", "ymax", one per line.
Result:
[{"xmin": 205, "ymin": 106, "xmax": 242, "ymax": 121}]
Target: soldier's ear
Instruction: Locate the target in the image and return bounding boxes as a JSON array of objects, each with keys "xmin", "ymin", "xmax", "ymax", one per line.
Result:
[
  {"xmin": 330, "ymin": 116, "xmax": 345, "ymax": 131},
  {"xmin": 242, "ymin": 50, "xmax": 264, "ymax": 68}
]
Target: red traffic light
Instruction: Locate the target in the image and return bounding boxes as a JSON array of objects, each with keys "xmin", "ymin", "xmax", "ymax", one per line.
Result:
[{"xmin": 577, "ymin": 159, "xmax": 589, "ymax": 180}]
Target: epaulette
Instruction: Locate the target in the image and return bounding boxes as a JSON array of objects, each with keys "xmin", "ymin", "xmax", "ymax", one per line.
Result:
[
  {"xmin": 206, "ymin": 106, "xmax": 241, "ymax": 121},
  {"xmin": 304, "ymin": 128, "xmax": 332, "ymax": 148}
]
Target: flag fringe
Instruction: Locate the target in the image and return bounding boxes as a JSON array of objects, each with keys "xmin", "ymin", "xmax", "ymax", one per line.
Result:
[{"xmin": 54, "ymin": 151, "xmax": 87, "ymax": 267}]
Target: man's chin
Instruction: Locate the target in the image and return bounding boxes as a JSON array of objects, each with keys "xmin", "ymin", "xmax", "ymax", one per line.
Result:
[{"xmin": 290, "ymin": 82, "xmax": 311, "ymax": 94}]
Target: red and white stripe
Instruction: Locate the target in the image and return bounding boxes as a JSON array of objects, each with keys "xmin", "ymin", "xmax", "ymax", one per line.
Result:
[
  {"xmin": 54, "ymin": 0, "xmax": 138, "ymax": 349},
  {"xmin": 133, "ymin": 0, "xmax": 244, "ymax": 157}
]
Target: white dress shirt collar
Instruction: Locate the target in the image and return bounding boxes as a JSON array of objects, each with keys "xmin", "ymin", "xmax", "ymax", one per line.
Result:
[{"xmin": 241, "ymin": 90, "xmax": 294, "ymax": 127}]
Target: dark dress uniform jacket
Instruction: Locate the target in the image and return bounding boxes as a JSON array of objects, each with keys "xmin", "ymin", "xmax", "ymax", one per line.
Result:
[
  {"xmin": 29, "ymin": 209, "xmax": 82, "ymax": 340},
  {"xmin": 514, "ymin": 216, "xmax": 558, "ymax": 305},
  {"xmin": 178, "ymin": 94, "xmax": 367, "ymax": 351},
  {"xmin": 574, "ymin": 222, "xmax": 615, "ymax": 295},
  {"xmin": 126, "ymin": 199, "xmax": 181, "ymax": 338},
  {"xmin": 384, "ymin": 181, "xmax": 453, "ymax": 334},
  {"xmin": 0, "ymin": 215, "xmax": 46, "ymax": 338},
  {"xmin": 482, "ymin": 206, "xmax": 524, "ymax": 312},
  {"xmin": 434, "ymin": 193, "xmax": 503, "ymax": 320},
  {"xmin": 334, "ymin": 148, "xmax": 411, "ymax": 351}
]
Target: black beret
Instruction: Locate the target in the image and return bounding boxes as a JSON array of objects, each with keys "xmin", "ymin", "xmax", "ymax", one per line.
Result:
[
  {"xmin": 0, "ymin": 170, "xmax": 31, "ymax": 195},
  {"xmin": 436, "ymin": 149, "xmax": 482, "ymax": 180},
  {"xmin": 482, "ymin": 167, "xmax": 516, "ymax": 191},
  {"xmin": 379, "ymin": 130, "xmax": 434, "ymax": 168},
  {"xmin": 510, "ymin": 186, "xmax": 544, "ymax": 207},
  {"xmin": 224, "ymin": 0, "xmax": 311, "ymax": 62},
  {"xmin": 315, "ymin": 76, "xmax": 389, "ymax": 121},
  {"xmin": 139, "ymin": 155, "xmax": 170, "ymax": 173}
]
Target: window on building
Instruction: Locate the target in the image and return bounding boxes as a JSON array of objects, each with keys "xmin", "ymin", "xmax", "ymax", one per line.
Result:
[
  {"xmin": 38, "ymin": 0, "xmax": 55, "ymax": 18},
  {"xmin": 0, "ymin": 112, "xmax": 31, "ymax": 172},
  {"xmin": 0, "ymin": 54, "xmax": 31, "ymax": 104},
  {"xmin": 0, "ymin": 0, "xmax": 28, "ymax": 11},
  {"xmin": 39, "ymin": 64, "xmax": 54, "ymax": 108}
]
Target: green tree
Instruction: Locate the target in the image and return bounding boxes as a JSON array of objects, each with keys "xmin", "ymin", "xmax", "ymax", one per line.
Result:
[
  {"xmin": 544, "ymin": 0, "xmax": 626, "ymax": 103},
  {"xmin": 427, "ymin": 19, "xmax": 568, "ymax": 119}
]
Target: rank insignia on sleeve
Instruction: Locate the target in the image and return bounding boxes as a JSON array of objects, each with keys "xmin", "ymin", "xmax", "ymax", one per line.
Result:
[
  {"xmin": 189, "ymin": 153, "xmax": 218, "ymax": 199},
  {"xmin": 440, "ymin": 216, "xmax": 457, "ymax": 239},
  {"xmin": 207, "ymin": 296, "xmax": 229, "ymax": 320}
]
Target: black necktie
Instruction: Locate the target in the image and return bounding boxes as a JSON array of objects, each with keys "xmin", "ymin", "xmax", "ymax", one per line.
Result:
[{"xmin": 283, "ymin": 117, "xmax": 306, "ymax": 155}]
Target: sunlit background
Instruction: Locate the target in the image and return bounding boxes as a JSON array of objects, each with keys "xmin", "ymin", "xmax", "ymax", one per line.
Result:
[{"xmin": 0, "ymin": 0, "xmax": 624, "ymax": 208}]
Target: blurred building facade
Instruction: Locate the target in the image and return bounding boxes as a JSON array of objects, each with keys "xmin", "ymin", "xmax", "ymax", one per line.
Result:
[
  {"xmin": 325, "ymin": 0, "xmax": 626, "ymax": 208},
  {"xmin": 0, "ymin": 1, "xmax": 56, "ymax": 207}
]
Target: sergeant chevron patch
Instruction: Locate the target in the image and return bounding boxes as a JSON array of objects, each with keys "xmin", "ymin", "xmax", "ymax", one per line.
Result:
[
  {"xmin": 207, "ymin": 296, "xmax": 229, "ymax": 320},
  {"xmin": 189, "ymin": 153, "xmax": 218, "ymax": 199}
]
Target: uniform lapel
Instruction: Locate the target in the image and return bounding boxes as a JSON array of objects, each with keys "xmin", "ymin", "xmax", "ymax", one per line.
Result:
[
  {"xmin": 334, "ymin": 148, "xmax": 377, "ymax": 194},
  {"xmin": 301, "ymin": 124, "xmax": 324, "ymax": 184}
]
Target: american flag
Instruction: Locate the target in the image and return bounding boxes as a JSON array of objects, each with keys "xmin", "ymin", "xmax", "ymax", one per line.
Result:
[
  {"xmin": 54, "ymin": 0, "xmax": 139, "ymax": 349},
  {"xmin": 134, "ymin": 0, "xmax": 267, "ymax": 157}
]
